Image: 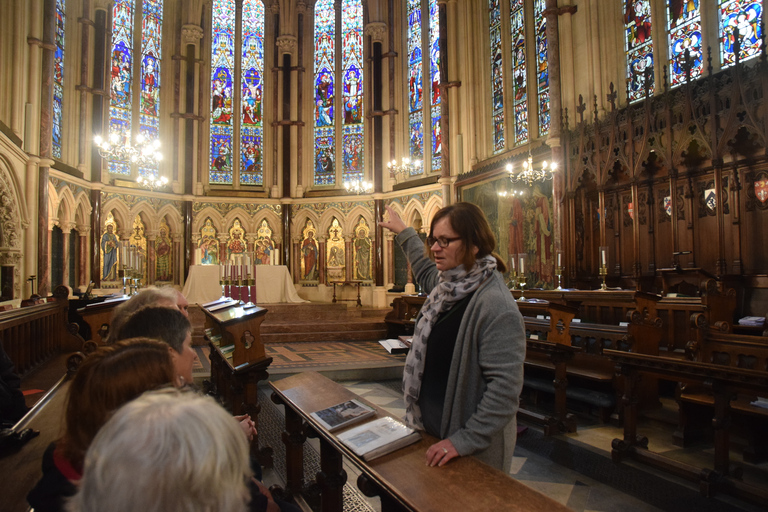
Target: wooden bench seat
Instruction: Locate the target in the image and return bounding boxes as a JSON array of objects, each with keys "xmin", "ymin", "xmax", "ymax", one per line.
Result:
[{"xmin": 673, "ymin": 313, "xmax": 768, "ymax": 462}]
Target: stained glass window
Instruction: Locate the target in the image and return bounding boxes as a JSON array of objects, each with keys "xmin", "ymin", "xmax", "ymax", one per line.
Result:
[
  {"xmin": 489, "ymin": 0, "xmax": 504, "ymax": 152},
  {"xmin": 407, "ymin": 0, "xmax": 425, "ymax": 169},
  {"xmin": 624, "ymin": 0, "xmax": 654, "ymax": 102},
  {"xmin": 107, "ymin": 0, "xmax": 163, "ymax": 178},
  {"xmin": 209, "ymin": 0, "xmax": 265, "ymax": 186},
  {"xmin": 510, "ymin": 0, "xmax": 528, "ymax": 145},
  {"xmin": 429, "ymin": 0, "xmax": 441, "ymax": 173},
  {"xmin": 342, "ymin": 0, "xmax": 364, "ymax": 183},
  {"xmin": 314, "ymin": 0, "xmax": 335, "ymax": 186},
  {"xmin": 313, "ymin": 0, "xmax": 365, "ymax": 187},
  {"xmin": 667, "ymin": 0, "xmax": 703, "ymax": 86},
  {"xmin": 719, "ymin": 0, "xmax": 763, "ymax": 67},
  {"xmin": 108, "ymin": 0, "xmax": 135, "ymax": 176},
  {"xmin": 241, "ymin": 0, "xmax": 265, "ymax": 185},
  {"xmin": 210, "ymin": 0, "xmax": 235, "ymax": 184},
  {"xmin": 534, "ymin": 0, "xmax": 549, "ymax": 136},
  {"xmin": 53, "ymin": 0, "xmax": 65, "ymax": 159},
  {"xmin": 139, "ymin": 0, "xmax": 162, "ymax": 180}
]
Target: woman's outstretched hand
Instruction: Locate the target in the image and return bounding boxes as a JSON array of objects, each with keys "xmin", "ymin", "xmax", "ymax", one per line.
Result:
[{"xmin": 379, "ymin": 205, "xmax": 407, "ymax": 235}]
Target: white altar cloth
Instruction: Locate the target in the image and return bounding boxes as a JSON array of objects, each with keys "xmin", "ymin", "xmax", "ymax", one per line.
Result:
[{"xmin": 182, "ymin": 265, "xmax": 307, "ymax": 304}]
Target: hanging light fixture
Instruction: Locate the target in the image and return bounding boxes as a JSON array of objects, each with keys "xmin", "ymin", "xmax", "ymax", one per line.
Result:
[
  {"xmin": 343, "ymin": 178, "xmax": 373, "ymax": 195},
  {"xmin": 94, "ymin": 131, "xmax": 166, "ymax": 189},
  {"xmin": 387, "ymin": 158, "xmax": 423, "ymax": 183},
  {"xmin": 507, "ymin": 154, "xmax": 557, "ymax": 186}
]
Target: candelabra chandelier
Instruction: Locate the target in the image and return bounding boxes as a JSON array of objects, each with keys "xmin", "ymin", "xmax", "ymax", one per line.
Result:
[
  {"xmin": 506, "ymin": 154, "xmax": 557, "ymax": 186},
  {"xmin": 136, "ymin": 174, "xmax": 169, "ymax": 191},
  {"xmin": 94, "ymin": 131, "xmax": 163, "ymax": 166},
  {"xmin": 387, "ymin": 157, "xmax": 422, "ymax": 183},
  {"xmin": 343, "ymin": 177, "xmax": 373, "ymax": 195}
]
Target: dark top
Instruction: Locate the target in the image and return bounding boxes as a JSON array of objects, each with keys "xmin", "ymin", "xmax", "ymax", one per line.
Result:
[
  {"xmin": 27, "ymin": 443, "xmax": 78, "ymax": 512},
  {"xmin": 419, "ymin": 292, "xmax": 474, "ymax": 437}
]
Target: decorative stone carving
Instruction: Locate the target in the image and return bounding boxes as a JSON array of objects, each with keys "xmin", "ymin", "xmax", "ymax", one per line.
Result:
[
  {"xmin": 181, "ymin": 24, "xmax": 204, "ymax": 46},
  {"xmin": 276, "ymin": 35, "xmax": 297, "ymax": 57},
  {"xmin": 364, "ymin": 22, "xmax": 387, "ymax": 43}
]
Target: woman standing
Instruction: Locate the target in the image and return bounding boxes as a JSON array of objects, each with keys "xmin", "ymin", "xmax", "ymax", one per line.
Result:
[{"xmin": 379, "ymin": 202, "xmax": 525, "ymax": 472}]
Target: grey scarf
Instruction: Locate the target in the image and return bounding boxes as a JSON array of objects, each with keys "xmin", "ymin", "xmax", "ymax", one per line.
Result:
[{"xmin": 402, "ymin": 254, "xmax": 497, "ymax": 429}]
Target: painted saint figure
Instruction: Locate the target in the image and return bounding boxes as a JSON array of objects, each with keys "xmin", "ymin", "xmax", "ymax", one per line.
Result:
[
  {"xmin": 101, "ymin": 224, "xmax": 119, "ymax": 280},
  {"xmin": 302, "ymin": 231, "xmax": 318, "ymax": 280}
]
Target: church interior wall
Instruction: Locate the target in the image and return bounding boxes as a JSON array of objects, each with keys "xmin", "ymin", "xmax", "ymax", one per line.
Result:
[{"xmin": 0, "ymin": 0, "xmax": 764, "ymax": 313}]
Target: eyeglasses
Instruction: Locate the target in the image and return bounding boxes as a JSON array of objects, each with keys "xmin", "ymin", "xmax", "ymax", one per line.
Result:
[{"xmin": 426, "ymin": 236, "xmax": 461, "ymax": 248}]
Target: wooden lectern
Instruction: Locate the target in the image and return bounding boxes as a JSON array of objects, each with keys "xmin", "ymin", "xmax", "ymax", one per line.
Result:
[{"xmin": 203, "ymin": 302, "xmax": 273, "ymax": 465}]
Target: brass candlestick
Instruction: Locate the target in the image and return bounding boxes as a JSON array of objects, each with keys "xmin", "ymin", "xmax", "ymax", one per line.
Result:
[
  {"xmin": 555, "ymin": 266, "xmax": 563, "ymax": 290},
  {"xmin": 599, "ymin": 265, "xmax": 608, "ymax": 290}
]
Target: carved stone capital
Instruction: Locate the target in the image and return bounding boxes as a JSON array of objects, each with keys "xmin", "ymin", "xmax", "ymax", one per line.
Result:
[
  {"xmin": 181, "ymin": 24, "xmax": 204, "ymax": 46},
  {"xmin": 270, "ymin": 2, "xmax": 280, "ymax": 14},
  {"xmin": 364, "ymin": 22, "xmax": 387, "ymax": 43},
  {"xmin": 296, "ymin": 0, "xmax": 307, "ymax": 14},
  {"xmin": 276, "ymin": 35, "xmax": 297, "ymax": 57}
]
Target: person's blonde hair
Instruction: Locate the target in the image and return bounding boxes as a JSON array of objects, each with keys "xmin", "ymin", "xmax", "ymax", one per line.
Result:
[{"xmin": 68, "ymin": 388, "xmax": 251, "ymax": 512}]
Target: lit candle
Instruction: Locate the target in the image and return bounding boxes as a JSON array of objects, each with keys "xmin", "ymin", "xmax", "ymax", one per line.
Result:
[
  {"xmin": 557, "ymin": 252, "xmax": 562, "ymax": 268},
  {"xmin": 519, "ymin": 255, "xmax": 525, "ymax": 274},
  {"xmin": 601, "ymin": 248, "xmax": 607, "ymax": 266}
]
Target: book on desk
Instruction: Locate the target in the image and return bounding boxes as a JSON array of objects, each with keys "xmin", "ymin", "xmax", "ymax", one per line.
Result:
[
  {"xmin": 310, "ymin": 399, "xmax": 376, "ymax": 432},
  {"xmin": 378, "ymin": 338, "xmax": 410, "ymax": 355},
  {"xmin": 337, "ymin": 416, "xmax": 421, "ymax": 461}
]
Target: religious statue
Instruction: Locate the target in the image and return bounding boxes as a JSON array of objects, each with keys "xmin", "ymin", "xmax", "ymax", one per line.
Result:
[
  {"xmin": 302, "ymin": 230, "xmax": 318, "ymax": 281},
  {"xmin": 155, "ymin": 225, "xmax": 172, "ymax": 281}
]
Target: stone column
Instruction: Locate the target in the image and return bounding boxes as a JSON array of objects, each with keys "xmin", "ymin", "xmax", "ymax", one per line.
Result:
[
  {"xmin": 25, "ymin": 157, "xmax": 40, "ymax": 295},
  {"xmin": 77, "ymin": 0, "xmax": 93, "ymax": 172},
  {"xmin": 61, "ymin": 223, "xmax": 73, "ymax": 288},
  {"xmin": 146, "ymin": 233, "xmax": 157, "ymax": 285},
  {"xmin": 318, "ymin": 237, "xmax": 327, "ymax": 284},
  {"xmin": 344, "ymin": 236, "xmax": 352, "ymax": 281},
  {"xmin": 78, "ymin": 226, "xmax": 90, "ymax": 288}
]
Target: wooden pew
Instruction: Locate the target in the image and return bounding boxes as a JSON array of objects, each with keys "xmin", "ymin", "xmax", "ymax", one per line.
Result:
[
  {"xmin": 202, "ymin": 300, "xmax": 272, "ymax": 466},
  {"xmin": 674, "ymin": 312, "xmax": 768, "ymax": 463},
  {"xmin": 270, "ymin": 371, "xmax": 572, "ymax": 512},
  {"xmin": 515, "ymin": 283, "xmax": 736, "ymax": 354},
  {"xmin": 0, "ymin": 294, "xmax": 84, "ymax": 378},
  {"xmin": 520, "ymin": 293, "xmax": 663, "ymax": 425},
  {"xmin": 607, "ymin": 349, "xmax": 768, "ymax": 506},
  {"xmin": 75, "ymin": 295, "xmax": 131, "ymax": 344}
]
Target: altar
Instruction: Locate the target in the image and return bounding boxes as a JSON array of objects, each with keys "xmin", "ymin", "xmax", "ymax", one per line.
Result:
[{"xmin": 182, "ymin": 265, "xmax": 307, "ymax": 304}]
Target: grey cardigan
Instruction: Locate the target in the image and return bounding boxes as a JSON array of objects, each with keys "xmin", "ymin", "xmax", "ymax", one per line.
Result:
[{"xmin": 396, "ymin": 227, "xmax": 525, "ymax": 472}]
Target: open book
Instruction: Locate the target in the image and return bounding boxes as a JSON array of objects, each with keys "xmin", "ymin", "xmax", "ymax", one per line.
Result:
[
  {"xmin": 378, "ymin": 338, "xmax": 410, "ymax": 355},
  {"xmin": 310, "ymin": 399, "xmax": 376, "ymax": 432},
  {"xmin": 337, "ymin": 416, "xmax": 421, "ymax": 461}
]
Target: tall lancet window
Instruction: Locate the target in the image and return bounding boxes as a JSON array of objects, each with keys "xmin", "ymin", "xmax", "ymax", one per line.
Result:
[
  {"xmin": 403, "ymin": 0, "xmax": 440, "ymax": 174},
  {"xmin": 719, "ymin": 0, "xmax": 763, "ymax": 67},
  {"xmin": 53, "ymin": 0, "xmax": 65, "ymax": 159},
  {"xmin": 107, "ymin": 0, "xmax": 163, "ymax": 179},
  {"xmin": 510, "ymin": 0, "xmax": 528, "ymax": 145},
  {"xmin": 624, "ymin": 0, "xmax": 654, "ymax": 102},
  {"xmin": 489, "ymin": 0, "xmax": 505, "ymax": 153},
  {"xmin": 667, "ymin": 0, "xmax": 703, "ymax": 86},
  {"xmin": 209, "ymin": 0, "xmax": 265, "ymax": 186},
  {"xmin": 313, "ymin": 0, "xmax": 364, "ymax": 186},
  {"xmin": 241, "ymin": 0, "xmax": 265, "ymax": 185},
  {"xmin": 533, "ymin": 0, "xmax": 549, "ymax": 136}
]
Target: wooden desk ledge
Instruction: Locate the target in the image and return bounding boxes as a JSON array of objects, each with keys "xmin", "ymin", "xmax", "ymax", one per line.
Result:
[{"xmin": 270, "ymin": 371, "xmax": 571, "ymax": 512}]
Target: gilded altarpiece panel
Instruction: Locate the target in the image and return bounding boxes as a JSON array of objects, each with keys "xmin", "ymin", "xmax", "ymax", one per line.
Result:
[
  {"xmin": 155, "ymin": 218, "xmax": 172, "ymax": 283},
  {"xmin": 326, "ymin": 218, "xmax": 345, "ymax": 283},
  {"xmin": 352, "ymin": 217, "xmax": 372, "ymax": 281},
  {"xmin": 100, "ymin": 213, "xmax": 120, "ymax": 284},
  {"xmin": 129, "ymin": 216, "xmax": 148, "ymax": 284},
  {"xmin": 300, "ymin": 220, "xmax": 319, "ymax": 283},
  {"xmin": 199, "ymin": 218, "xmax": 220, "ymax": 265}
]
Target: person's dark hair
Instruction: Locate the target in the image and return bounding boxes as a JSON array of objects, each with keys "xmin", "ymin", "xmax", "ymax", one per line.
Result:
[
  {"xmin": 58, "ymin": 338, "xmax": 175, "ymax": 471},
  {"xmin": 427, "ymin": 202, "xmax": 508, "ymax": 273},
  {"xmin": 115, "ymin": 306, "xmax": 191, "ymax": 354}
]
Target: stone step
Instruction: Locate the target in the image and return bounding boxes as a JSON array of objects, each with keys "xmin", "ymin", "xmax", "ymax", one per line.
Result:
[{"xmin": 262, "ymin": 329, "xmax": 387, "ymax": 343}]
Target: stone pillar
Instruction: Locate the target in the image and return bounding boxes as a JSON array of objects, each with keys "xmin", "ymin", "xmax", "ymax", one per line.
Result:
[
  {"xmin": 344, "ymin": 236, "xmax": 352, "ymax": 281},
  {"xmin": 180, "ymin": 25, "xmax": 203, "ymax": 194},
  {"xmin": 61, "ymin": 224, "xmax": 72, "ymax": 289},
  {"xmin": 78, "ymin": 226, "xmax": 89, "ymax": 288},
  {"xmin": 146, "ymin": 233, "xmax": 157, "ymax": 284},
  {"xmin": 77, "ymin": 0, "xmax": 93, "ymax": 172},
  {"xmin": 25, "ymin": 157, "xmax": 40, "ymax": 295},
  {"xmin": 318, "ymin": 237, "xmax": 327, "ymax": 284}
]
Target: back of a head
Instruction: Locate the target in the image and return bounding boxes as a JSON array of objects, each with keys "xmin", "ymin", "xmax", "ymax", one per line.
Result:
[
  {"xmin": 108, "ymin": 288, "xmax": 179, "ymax": 342},
  {"xmin": 59, "ymin": 338, "xmax": 175, "ymax": 471},
  {"xmin": 69, "ymin": 388, "xmax": 251, "ymax": 512},
  {"xmin": 114, "ymin": 306, "xmax": 191, "ymax": 354}
]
